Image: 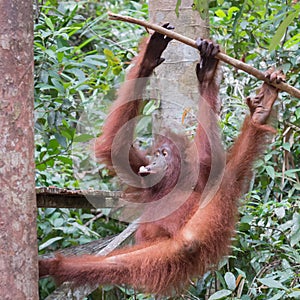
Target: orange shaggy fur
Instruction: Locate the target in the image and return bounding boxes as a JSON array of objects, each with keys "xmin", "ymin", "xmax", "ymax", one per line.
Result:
[{"xmin": 39, "ymin": 26, "xmax": 284, "ymax": 295}]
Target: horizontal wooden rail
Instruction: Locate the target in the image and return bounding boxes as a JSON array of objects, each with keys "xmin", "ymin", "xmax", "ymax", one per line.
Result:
[{"xmin": 36, "ymin": 187, "xmax": 122, "ymax": 209}]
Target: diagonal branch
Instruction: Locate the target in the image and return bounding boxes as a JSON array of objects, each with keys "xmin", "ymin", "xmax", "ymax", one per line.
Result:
[{"xmin": 108, "ymin": 12, "xmax": 300, "ymax": 99}]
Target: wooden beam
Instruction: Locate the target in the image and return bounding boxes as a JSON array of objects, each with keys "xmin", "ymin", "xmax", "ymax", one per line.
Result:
[{"xmin": 36, "ymin": 187, "xmax": 123, "ymax": 209}]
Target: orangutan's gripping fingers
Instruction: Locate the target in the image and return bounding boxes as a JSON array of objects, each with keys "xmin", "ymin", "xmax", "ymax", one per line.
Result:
[
  {"xmin": 196, "ymin": 38, "xmax": 206, "ymax": 57},
  {"xmin": 206, "ymin": 42, "xmax": 215, "ymax": 57},
  {"xmin": 264, "ymin": 67, "xmax": 275, "ymax": 79},
  {"xmin": 150, "ymin": 23, "xmax": 175, "ymax": 46},
  {"xmin": 211, "ymin": 43, "xmax": 220, "ymax": 56},
  {"xmin": 195, "ymin": 39, "xmax": 220, "ymax": 84},
  {"xmin": 265, "ymin": 68, "xmax": 286, "ymax": 85},
  {"xmin": 196, "ymin": 38, "xmax": 220, "ymax": 58},
  {"xmin": 272, "ymin": 70, "xmax": 286, "ymax": 84},
  {"xmin": 246, "ymin": 68, "xmax": 286, "ymax": 125},
  {"xmin": 161, "ymin": 23, "xmax": 175, "ymax": 42},
  {"xmin": 144, "ymin": 23, "xmax": 175, "ymax": 69}
]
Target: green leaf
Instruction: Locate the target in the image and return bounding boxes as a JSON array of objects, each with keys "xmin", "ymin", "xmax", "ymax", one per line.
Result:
[
  {"xmin": 215, "ymin": 270, "xmax": 226, "ymax": 288},
  {"xmin": 215, "ymin": 9, "xmax": 226, "ymax": 18},
  {"xmin": 284, "ymin": 32, "xmax": 300, "ymax": 48},
  {"xmin": 112, "ymin": 66, "xmax": 122, "ymax": 75},
  {"xmin": 267, "ymin": 291, "xmax": 286, "ymax": 300},
  {"xmin": 289, "ymin": 291, "xmax": 300, "ymax": 298},
  {"xmin": 175, "ymin": 0, "xmax": 182, "ymax": 17},
  {"xmin": 291, "ymin": 212, "xmax": 300, "ymax": 247},
  {"xmin": 228, "ymin": 7, "xmax": 239, "ymax": 20},
  {"xmin": 269, "ymin": 10, "xmax": 300, "ymax": 51},
  {"xmin": 34, "ymin": 41, "xmax": 46, "ymax": 51},
  {"xmin": 75, "ymin": 36, "xmax": 97, "ymax": 51},
  {"xmin": 235, "ymin": 268, "xmax": 246, "ymax": 278},
  {"xmin": 73, "ymin": 134, "xmax": 94, "ymax": 143},
  {"xmin": 296, "ymin": 107, "xmax": 300, "ymax": 119},
  {"xmin": 258, "ymin": 278, "xmax": 288, "ymax": 290},
  {"xmin": 44, "ymin": 208, "xmax": 56, "ymax": 216},
  {"xmin": 56, "ymin": 156, "xmax": 73, "ymax": 165},
  {"xmin": 274, "ymin": 207, "xmax": 285, "ymax": 219},
  {"xmin": 192, "ymin": 0, "xmax": 209, "ymax": 19},
  {"xmin": 48, "ymin": 139, "xmax": 59, "ymax": 150},
  {"xmin": 54, "ymin": 133, "xmax": 67, "ymax": 148},
  {"xmin": 285, "ymin": 168, "xmax": 300, "ymax": 178},
  {"xmin": 46, "ymin": 158, "xmax": 54, "ymax": 167},
  {"xmin": 265, "ymin": 165, "xmax": 275, "ymax": 179},
  {"xmin": 241, "ymin": 295, "xmax": 251, "ymax": 300},
  {"xmin": 84, "ymin": 56, "xmax": 106, "ymax": 67},
  {"xmin": 282, "ymin": 142, "xmax": 291, "ymax": 151},
  {"xmin": 36, "ymin": 163, "xmax": 47, "ymax": 171},
  {"xmin": 208, "ymin": 289, "xmax": 232, "ymax": 300},
  {"xmin": 49, "ymin": 0, "xmax": 58, "ymax": 7},
  {"xmin": 53, "ymin": 218, "xmax": 64, "ymax": 227},
  {"xmin": 44, "ymin": 16, "xmax": 55, "ymax": 31},
  {"xmin": 57, "ymin": 51, "xmax": 64, "ymax": 63},
  {"xmin": 240, "ymin": 215, "xmax": 253, "ymax": 224},
  {"xmin": 39, "ymin": 236, "xmax": 63, "ymax": 251},
  {"xmin": 224, "ymin": 272, "xmax": 236, "ymax": 291},
  {"xmin": 35, "ymin": 83, "xmax": 57, "ymax": 91},
  {"xmin": 103, "ymin": 48, "xmax": 114, "ymax": 60},
  {"xmin": 143, "ymin": 99, "xmax": 159, "ymax": 115},
  {"xmin": 51, "ymin": 78, "xmax": 65, "ymax": 93},
  {"xmin": 61, "ymin": 129, "xmax": 73, "ymax": 141}
]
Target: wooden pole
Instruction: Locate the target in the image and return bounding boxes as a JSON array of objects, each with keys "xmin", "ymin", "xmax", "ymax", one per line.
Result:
[{"xmin": 108, "ymin": 12, "xmax": 300, "ymax": 99}]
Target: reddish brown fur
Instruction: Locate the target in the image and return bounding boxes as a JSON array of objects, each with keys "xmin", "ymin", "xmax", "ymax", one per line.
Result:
[{"xmin": 39, "ymin": 28, "xmax": 285, "ymax": 295}]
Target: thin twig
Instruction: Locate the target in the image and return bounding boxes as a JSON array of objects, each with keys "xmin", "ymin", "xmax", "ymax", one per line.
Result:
[{"xmin": 108, "ymin": 12, "xmax": 300, "ymax": 99}]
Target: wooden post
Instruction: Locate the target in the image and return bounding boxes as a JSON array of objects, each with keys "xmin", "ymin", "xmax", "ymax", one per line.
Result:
[{"xmin": 0, "ymin": 1, "xmax": 38, "ymax": 298}]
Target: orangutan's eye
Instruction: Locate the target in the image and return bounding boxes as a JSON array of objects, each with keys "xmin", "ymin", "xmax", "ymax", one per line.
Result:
[
  {"xmin": 162, "ymin": 149, "xmax": 168, "ymax": 157},
  {"xmin": 155, "ymin": 151, "xmax": 160, "ymax": 157}
]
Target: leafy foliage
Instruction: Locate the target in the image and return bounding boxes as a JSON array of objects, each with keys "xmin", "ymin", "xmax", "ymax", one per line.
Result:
[
  {"xmin": 36, "ymin": 0, "xmax": 299, "ymax": 299},
  {"xmin": 34, "ymin": 0, "xmax": 147, "ymax": 188},
  {"xmin": 35, "ymin": 1, "xmax": 147, "ymax": 298},
  {"xmin": 205, "ymin": 1, "xmax": 300, "ymax": 299}
]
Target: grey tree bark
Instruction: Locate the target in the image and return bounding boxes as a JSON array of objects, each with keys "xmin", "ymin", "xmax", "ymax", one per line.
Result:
[
  {"xmin": 149, "ymin": 0, "xmax": 209, "ymax": 133},
  {"xmin": 0, "ymin": 1, "xmax": 38, "ymax": 299}
]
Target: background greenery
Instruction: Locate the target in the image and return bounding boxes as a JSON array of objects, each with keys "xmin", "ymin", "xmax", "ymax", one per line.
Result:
[{"xmin": 35, "ymin": 0, "xmax": 299, "ymax": 299}]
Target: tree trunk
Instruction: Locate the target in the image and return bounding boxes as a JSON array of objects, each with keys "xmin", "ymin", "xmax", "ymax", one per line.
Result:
[
  {"xmin": 149, "ymin": 0, "xmax": 209, "ymax": 133},
  {"xmin": 0, "ymin": 1, "xmax": 38, "ymax": 299}
]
